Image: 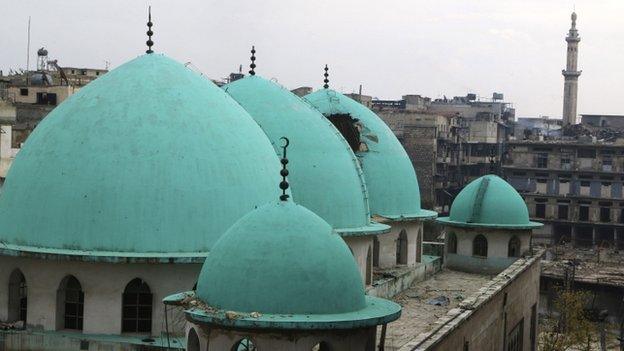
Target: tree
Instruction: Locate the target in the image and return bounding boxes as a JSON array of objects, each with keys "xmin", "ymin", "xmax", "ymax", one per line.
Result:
[{"xmin": 540, "ymin": 289, "xmax": 596, "ymax": 351}]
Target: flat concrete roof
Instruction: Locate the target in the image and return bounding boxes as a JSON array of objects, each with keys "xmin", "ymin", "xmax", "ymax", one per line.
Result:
[{"xmin": 382, "ymin": 269, "xmax": 491, "ymax": 349}]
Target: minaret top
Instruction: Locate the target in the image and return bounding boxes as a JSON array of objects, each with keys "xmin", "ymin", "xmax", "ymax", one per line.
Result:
[{"xmin": 567, "ymin": 12, "xmax": 579, "ymax": 41}]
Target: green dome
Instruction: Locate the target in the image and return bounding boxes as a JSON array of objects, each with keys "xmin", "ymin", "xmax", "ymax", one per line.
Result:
[
  {"xmin": 192, "ymin": 201, "xmax": 401, "ymax": 329},
  {"xmin": 0, "ymin": 54, "xmax": 282, "ymax": 258},
  {"xmin": 437, "ymin": 175, "xmax": 542, "ymax": 229},
  {"xmin": 304, "ymin": 89, "xmax": 436, "ymax": 221},
  {"xmin": 224, "ymin": 76, "xmax": 388, "ymax": 235}
]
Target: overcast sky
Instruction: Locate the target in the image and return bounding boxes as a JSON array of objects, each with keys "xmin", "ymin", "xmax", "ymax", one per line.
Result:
[{"xmin": 1, "ymin": 0, "xmax": 623, "ymax": 118}]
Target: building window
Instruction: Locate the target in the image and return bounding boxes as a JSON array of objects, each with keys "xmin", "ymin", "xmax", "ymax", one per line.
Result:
[
  {"xmin": 58, "ymin": 275, "xmax": 84, "ymax": 330},
  {"xmin": 536, "ymin": 153, "xmax": 548, "ymax": 168},
  {"xmin": 506, "ymin": 319, "xmax": 524, "ymax": 351},
  {"xmin": 579, "ymin": 206, "xmax": 590, "ymax": 221},
  {"xmin": 19, "ymin": 88, "xmax": 28, "ymax": 96},
  {"xmin": 473, "ymin": 235, "xmax": 488, "ymax": 257},
  {"xmin": 187, "ymin": 328, "xmax": 200, "ymax": 351},
  {"xmin": 600, "ymin": 207, "xmax": 611, "ymax": 223},
  {"xmin": 8, "ymin": 269, "xmax": 27, "ymax": 323},
  {"xmin": 580, "ymin": 181, "xmax": 590, "ymax": 196},
  {"xmin": 448, "ymin": 232, "xmax": 457, "ymax": 254},
  {"xmin": 561, "ymin": 156, "xmax": 571, "ymax": 170},
  {"xmin": 311, "ymin": 342, "xmax": 332, "ymax": 351},
  {"xmin": 603, "ymin": 157, "xmax": 613, "ymax": 171},
  {"xmin": 558, "ymin": 204, "xmax": 569, "ymax": 220},
  {"xmin": 535, "ymin": 203, "xmax": 546, "ymax": 218},
  {"xmin": 232, "ymin": 338, "xmax": 256, "ymax": 351},
  {"xmin": 508, "ymin": 236, "xmax": 521, "ymax": 257},
  {"xmin": 396, "ymin": 229, "xmax": 408, "ymax": 265},
  {"xmin": 122, "ymin": 278, "xmax": 152, "ymax": 333}
]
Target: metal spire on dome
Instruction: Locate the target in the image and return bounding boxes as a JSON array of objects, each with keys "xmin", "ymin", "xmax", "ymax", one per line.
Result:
[
  {"xmin": 146, "ymin": 6, "xmax": 154, "ymax": 54},
  {"xmin": 323, "ymin": 64, "xmax": 329, "ymax": 89},
  {"xmin": 249, "ymin": 46, "xmax": 256, "ymax": 76},
  {"xmin": 279, "ymin": 137, "xmax": 290, "ymax": 201}
]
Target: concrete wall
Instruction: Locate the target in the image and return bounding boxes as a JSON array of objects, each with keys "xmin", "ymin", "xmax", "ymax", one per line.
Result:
[
  {"xmin": 375, "ymin": 221, "xmax": 423, "ymax": 269},
  {"xmin": 401, "ymin": 252, "xmax": 542, "ymax": 351},
  {"xmin": 0, "ymin": 255, "xmax": 200, "ymax": 336},
  {"xmin": 8, "ymin": 86, "xmax": 76, "ymax": 105},
  {"xmin": 444, "ymin": 226, "xmax": 532, "ymax": 275},
  {"xmin": 343, "ymin": 235, "xmax": 374, "ymax": 285}
]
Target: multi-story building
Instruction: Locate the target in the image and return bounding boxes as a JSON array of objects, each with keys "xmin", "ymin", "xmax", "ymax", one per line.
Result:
[{"xmin": 504, "ymin": 139, "xmax": 624, "ymax": 248}]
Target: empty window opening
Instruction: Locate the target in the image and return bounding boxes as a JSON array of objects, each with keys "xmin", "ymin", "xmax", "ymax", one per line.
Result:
[
  {"xmin": 373, "ymin": 237, "xmax": 380, "ymax": 268},
  {"xmin": 187, "ymin": 328, "xmax": 200, "ymax": 351},
  {"xmin": 579, "ymin": 206, "xmax": 590, "ymax": 221},
  {"xmin": 396, "ymin": 229, "xmax": 408, "ymax": 265},
  {"xmin": 326, "ymin": 113, "xmax": 364, "ymax": 152},
  {"xmin": 506, "ymin": 319, "xmax": 524, "ymax": 351},
  {"xmin": 311, "ymin": 341, "xmax": 332, "ymax": 351},
  {"xmin": 57, "ymin": 275, "xmax": 84, "ymax": 330},
  {"xmin": 558, "ymin": 204, "xmax": 569, "ymax": 220},
  {"xmin": 122, "ymin": 278, "xmax": 152, "ymax": 333},
  {"xmin": 536, "ymin": 153, "xmax": 548, "ymax": 168},
  {"xmin": 473, "ymin": 235, "xmax": 488, "ymax": 257},
  {"xmin": 447, "ymin": 232, "xmax": 457, "ymax": 254},
  {"xmin": 600, "ymin": 207, "xmax": 611, "ymax": 222},
  {"xmin": 19, "ymin": 88, "xmax": 28, "ymax": 96},
  {"xmin": 554, "ymin": 225, "xmax": 572, "ymax": 244},
  {"xmin": 535, "ymin": 203, "xmax": 546, "ymax": 218},
  {"xmin": 575, "ymin": 227, "xmax": 593, "ymax": 247},
  {"xmin": 8, "ymin": 269, "xmax": 27, "ymax": 323},
  {"xmin": 232, "ymin": 338, "xmax": 256, "ymax": 351},
  {"xmin": 508, "ymin": 236, "xmax": 521, "ymax": 257},
  {"xmin": 366, "ymin": 245, "xmax": 372, "ymax": 285}
]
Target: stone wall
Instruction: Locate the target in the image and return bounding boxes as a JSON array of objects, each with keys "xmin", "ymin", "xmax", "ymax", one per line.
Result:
[{"xmin": 399, "ymin": 251, "xmax": 542, "ymax": 351}]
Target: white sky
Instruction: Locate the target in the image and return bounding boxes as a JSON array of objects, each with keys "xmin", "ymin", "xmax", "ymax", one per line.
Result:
[{"xmin": 1, "ymin": 0, "xmax": 623, "ymax": 118}]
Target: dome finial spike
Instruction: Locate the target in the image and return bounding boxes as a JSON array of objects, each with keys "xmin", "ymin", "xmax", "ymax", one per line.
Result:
[
  {"xmin": 323, "ymin": 64, "xmax": 329, "ymax": 89},
  {"xmin": 145, "ymin": 6, "xmax": 154, "ymax": 54},
  {"xmin": 279, "ymin": 137, "xmax": 290, "ymax": 201},
  {"xmin": 249, "ymin": 45, "xmax": 256, "ymax": 76}
]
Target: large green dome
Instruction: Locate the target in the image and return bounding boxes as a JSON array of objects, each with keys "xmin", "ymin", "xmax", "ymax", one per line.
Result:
[
  {"xmin": 224, "ymin": 76, "xmax": 388, "ymax": 235},
  {"xmin": 192, "ymin": 201, "xmax": 401, "ymax": 329},
  {"xmin": 437, "ymin": 175, "xmax": 542, "ymax": 229},
  {"xmin": 0, "ymin": 54, "xmax": 282, "ymax": 258},
  {"xmin": 304, "ymin": 89, "xmax": 436, "ymax": 221}
]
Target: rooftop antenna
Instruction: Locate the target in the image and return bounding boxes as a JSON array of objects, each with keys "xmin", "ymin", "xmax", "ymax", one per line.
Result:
[
  {"xmin": 279, "ymin": 137, "xmax": 290, "ymax": 201},
  {"xmin": 249, "ymin": 46, "xmax": 256, "ymax": 76},
  {"xmin": 323, "ymin": 64, "xmax": 329, "ymax": 89},
  {"xmin": 26, "ymin": 16, "xmax": 31, "ymax": 84},
  {"xmin": 146, "ymin": 6, "xmax": 154, "ymax": 54}
]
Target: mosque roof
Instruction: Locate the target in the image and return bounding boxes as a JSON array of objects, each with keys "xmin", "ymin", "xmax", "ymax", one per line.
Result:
[
  {"xmin": 224, "ymin": 75, "xmax": 389, "ymax": 236},
  {"xmin": 0, "ymin": 53, "xmax": 282, "ymax": 260},
  {"xmin": 179, "ymin": 200, "xmax": 401, "ymax": 329},
  {"xmin": 437, "ymin": 175, "xmax": 542, "ymax": 229},
  {"xmin": 304, "ymin": 88, "xmax": 436, "ymax": 221}
]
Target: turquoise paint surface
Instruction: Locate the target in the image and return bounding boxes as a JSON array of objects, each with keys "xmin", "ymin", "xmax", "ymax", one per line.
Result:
[
  {"xmin": 304, "ymin": 89, "xmax": 436, "ymax": 220},
  {"xmin": 224, "ymin": 76, "xmax": 389, "ymax": 235},
  {"xmin": 194, "ymin": 201, "xmax": 401, "ymax": 327},
  {"xmin": 0, "ymin": 54, "xmax": 282, "ymax": 255},
  {"xmin": 437, "ymin": 175, "xmax": 542, "ymax": 229}
]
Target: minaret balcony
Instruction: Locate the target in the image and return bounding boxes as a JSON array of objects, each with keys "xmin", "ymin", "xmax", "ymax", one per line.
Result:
[{"xmin": 562, "ymin": 70, "xmax": 582, "ymax": 77}]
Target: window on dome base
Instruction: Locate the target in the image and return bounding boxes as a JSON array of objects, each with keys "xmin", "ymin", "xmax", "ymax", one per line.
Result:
[
  {"xmin": 57, "ymin": 275, "xmax": 84, "ymax": 330},
  {"xmin": 187, "ymin": 328, "xmax": 200, "ymax": 351},
  {"xmin": 447, "ymin": 232, "xmax": 457, "ymax": 254},
  {"xmin": 326, "ymin": 113, "xmax": 367, "ymax": 152},
  {"xmin": 473, "ymin": 235, "xmax": 488, "ymax": 257},
  {"xmin": 8, "ymin": 269, "xmax": 27, "ymax": 323},
  {"xmin": 122, "ymin": 278, "xmax": 152, "ymax": 333},
  {"xmin": 508, "ymin": 236, "xmax": 521, "ymax": 257},
  {"xmin": 396, "ymin": 229, "xmax": 408, "ymax": 265},
  {"xmin": 312, "ymin": 341, "xmax": 333, "ymax": 351},
  {"xmin": 232, "ymin": 338, "xmax": 256, "ymax": 351}
]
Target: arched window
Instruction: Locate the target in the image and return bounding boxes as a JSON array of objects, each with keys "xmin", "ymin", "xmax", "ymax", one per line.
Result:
[
  {"xmin": 122, "ymin": 278, "xmax": 152, "ymax": 333},
  {"xmin": 232, "ymin": 338, "xmax": 256, "ymax": 351},
  {"xmin": 366, "ymin": 245, "xmax": 372, "ymax": 285},
  {"xmin": 187, "ymin": 328, "xmax": 200, "ymax": 351},
  {"xmin": 373, "ymin": 237, "xmax": 380, "ymax": 268},
  {"xmin": 473, "ymin": 235, "xmax": 488, "ymax": 257},
  {"xmin": 508, "ymin": 236, "xmax": 521, "ymax": 257},
  {"xmin": 8, "ymin": 269, "xmax": 27, "ymax": 323},
  {"xmin": 312, "ymin": 341, "xmax": 333, "ymax": 351},
  {"xmin": 396, "ymin": 229, "xmax": 408, "ymax": 265},
  {"xmin": 57, "ymin": 275, "xmax": 84, "ymax": 330},
  {"xmin": 447, "ymin": 232, "xmax": 458, "ymax": 254}
]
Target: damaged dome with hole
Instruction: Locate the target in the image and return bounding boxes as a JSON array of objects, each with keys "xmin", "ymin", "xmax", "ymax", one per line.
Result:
[
  {"xmin": 224, "ymin": 75, "xmax": 389, "ymax": 236},
  {"xmin": 304, "ymin": 89, "xmax": 437, "ymax": 221}
]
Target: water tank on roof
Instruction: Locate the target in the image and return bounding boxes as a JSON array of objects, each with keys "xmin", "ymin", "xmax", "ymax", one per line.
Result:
[
  {"xmin": 466, "ymin": 93, "xmax": 477, "ymax": 101},
  {"xmin": 30, "ymin": 72, "xmax": 53, "ymax": 85}
]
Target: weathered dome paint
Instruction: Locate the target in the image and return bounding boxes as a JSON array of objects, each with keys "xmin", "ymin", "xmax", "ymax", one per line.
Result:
[
  {"xmin": 224, "ymin": 76, "xmax": 389, "ymax": 235},
  {"xmin": 0, "ymin": 54, "xmax": 282, "ymax": 257},
  {"xmin": 190, "ymin": 201, "xmax": 401, "ymax": 329},
  {"xmin": 304, "ymin": 89, "xmax": 436, "ymax": 221},
  {"xmin": 437, "ymin": 175, "xmax": 543, "ymax": 229}
]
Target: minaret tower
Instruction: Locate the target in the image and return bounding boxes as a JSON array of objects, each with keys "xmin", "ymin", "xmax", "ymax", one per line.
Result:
[{"xmin": 562, "ymin": 12, "xmax": 581, "ymax": 125}]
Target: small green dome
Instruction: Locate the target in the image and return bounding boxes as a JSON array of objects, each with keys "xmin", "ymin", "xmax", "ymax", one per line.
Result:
[
  {"xmin": 437, "ymin": 175, "xmax": 542, "ymax": 229},
  {"xmin": 0, "ymin": 54, "xmax": 282, "ymax": 258},
  {"xmin": 224, "ymin": 76, "xmax": 388, "ymax": 235},
  {"xmin": 304, "ymin": 89, "xmax": 436, "ymax": 221},
  {"xmin": 192, "ymin": 201, "xmax": 401, "ymax": 329}
]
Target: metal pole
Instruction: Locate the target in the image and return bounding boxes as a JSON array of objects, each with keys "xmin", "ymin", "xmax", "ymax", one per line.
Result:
[
  {"xmin": 26, "ymin": 16, "xmax": 31, "ymax": 85},
  {"xmin": 164, "ymin": 305, "xmax": 171, "ymax": 350}
]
